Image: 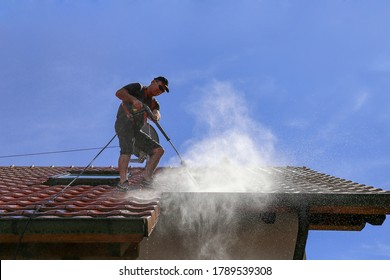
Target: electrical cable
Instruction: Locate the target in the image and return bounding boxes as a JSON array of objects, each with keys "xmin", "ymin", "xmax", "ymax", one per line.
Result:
[
  {"xmin": 0, "ymin": 146, "xmax": 119, "ymax": 159},
  {"xmin": 13, "ymin": 134, "xmax": 117, "ymax": 259}
]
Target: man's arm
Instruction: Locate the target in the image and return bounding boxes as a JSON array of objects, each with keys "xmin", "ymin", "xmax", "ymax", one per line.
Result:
[
  {"xmin": 115, "ymin": 88, "xmax": 143, "ymax": 110},
  {"xmin": 152, "ymin": 109, "xmax": 161, "ymax": 121}
]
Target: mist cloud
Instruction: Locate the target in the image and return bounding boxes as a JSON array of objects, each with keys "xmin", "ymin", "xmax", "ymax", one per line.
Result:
[
  {"xmin": 136, "ymin": 80, "xmax": 286, "ymax": 259},
  {"xmin": 155, "ymin": 80, "xmax": 281, "ymax": 193}
]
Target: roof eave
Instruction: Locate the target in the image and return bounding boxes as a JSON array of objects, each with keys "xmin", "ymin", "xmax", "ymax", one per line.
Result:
[{"xmin": 0, "ymin": 217, "xmax": 156, "ymax": 243}]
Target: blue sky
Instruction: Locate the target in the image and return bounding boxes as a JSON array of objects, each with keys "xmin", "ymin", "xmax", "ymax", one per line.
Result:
[{"xmin": 1, "ymin": 0, "xmax": 390, "ymax": 260}]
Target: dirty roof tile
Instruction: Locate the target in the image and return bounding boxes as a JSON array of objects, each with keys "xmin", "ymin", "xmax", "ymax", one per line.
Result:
[
  {"xmin": 1, "ymin": 165, "xmax": 390, "ymax": 232},
  {"xmin": 0, "ymin": 166, "xmax": 160, "ymax": 240}
]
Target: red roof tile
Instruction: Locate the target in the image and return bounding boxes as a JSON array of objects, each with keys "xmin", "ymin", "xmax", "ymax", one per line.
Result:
[
  {"xmin": 1, "ymin": 165, "xmax": 390, "ymax": 239},
  {"xmin": 0, "ymin": 166, "xmax": 160, "ymax": 241}
]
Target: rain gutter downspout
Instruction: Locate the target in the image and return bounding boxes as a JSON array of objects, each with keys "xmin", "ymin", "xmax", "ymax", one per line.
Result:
[{"xmin": 293, "ymin": 206, "xmax": 310, "ymax": 260}]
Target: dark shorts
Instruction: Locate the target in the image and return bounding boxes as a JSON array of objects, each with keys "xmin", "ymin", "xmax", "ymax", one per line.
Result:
[{"xmin": 115, "ymin": 116, "xmax": 161, "ymax": 156}]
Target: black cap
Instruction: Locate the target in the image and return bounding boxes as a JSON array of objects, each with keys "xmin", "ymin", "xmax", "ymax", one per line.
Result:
[{"xmin": 154, "ymin": 76, "xmax": 169, "ymax": 92}]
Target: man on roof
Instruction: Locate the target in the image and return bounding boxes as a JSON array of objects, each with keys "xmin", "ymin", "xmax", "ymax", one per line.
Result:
[{"xmin": 115, "ymin": 76, "xmax": 169, "ymax": 190}]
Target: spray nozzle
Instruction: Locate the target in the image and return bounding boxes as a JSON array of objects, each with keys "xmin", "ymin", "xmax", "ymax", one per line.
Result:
[{"xmin": 142, "ymin": 103, "xmax": 155, "ymax": 120}]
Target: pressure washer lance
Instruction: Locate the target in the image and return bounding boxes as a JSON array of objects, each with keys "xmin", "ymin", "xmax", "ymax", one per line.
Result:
[
  {"xmin": 142, "ymin": 104, "xmax": 185, "ymax": 165},
  {"xmin": 142, "ymin": 104, "xmax": 199, "ymax": 187}
]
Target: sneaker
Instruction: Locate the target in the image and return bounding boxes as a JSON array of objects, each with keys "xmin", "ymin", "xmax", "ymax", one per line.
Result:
[
  {"xmin": 128, "ymin": 174, "xmax": 153, "ymax": 189},
  {"xmin": 117, "ymin": 179, "xmax": 143, "ymax": 192},
  {"xmin": 137, "ymin": 178, "xmax": 152, "ymax": 189},
  {"xmin": 116, "ymin": 180, "xmax": 130, "ymax": 192}
]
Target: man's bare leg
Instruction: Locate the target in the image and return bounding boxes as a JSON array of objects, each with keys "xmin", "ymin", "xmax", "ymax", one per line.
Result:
[
  {"xmin": 118, "ymin": 154, "xmax": 130, "ymax": 183},
  {"xmin": 142, "ymin": 147, "xmax": 164, "ymax": 180}
]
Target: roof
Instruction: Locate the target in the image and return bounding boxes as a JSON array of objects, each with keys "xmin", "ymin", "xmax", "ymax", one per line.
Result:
[
  {"xmin": 260, "ymin": 166, "xmax": 390, "ymax": 218},
  {"xmin": 155, "ymin": 166, "xmax": 390, "ymax": 230},
  {"xmin": 0, "ymin": 166, "xmax": 160, "ymax": 244},
  {"xmin": 1, "ymin": 165, "xmax": 390, "ymax": 241}
]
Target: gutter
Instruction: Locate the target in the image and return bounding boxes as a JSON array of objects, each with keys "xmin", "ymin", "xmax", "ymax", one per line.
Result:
[{"xmin": 293, "ymin": 206, "xmax": 310, "ymax": 260}]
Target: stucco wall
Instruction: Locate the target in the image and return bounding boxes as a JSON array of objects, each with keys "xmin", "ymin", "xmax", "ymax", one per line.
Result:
[{"xmin": 139, "ymin": 193, "xmax": 299, "ymax": 259}]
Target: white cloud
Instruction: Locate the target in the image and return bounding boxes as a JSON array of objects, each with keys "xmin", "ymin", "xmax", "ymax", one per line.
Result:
[{"xmin": 352, "ymin": 91, "xmax": 369, "ymax": 112}]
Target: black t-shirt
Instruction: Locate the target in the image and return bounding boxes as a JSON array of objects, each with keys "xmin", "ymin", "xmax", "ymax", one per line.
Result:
[{"xmin": 116, "ymin": 83, "xmax": 160, "ymax": 129}]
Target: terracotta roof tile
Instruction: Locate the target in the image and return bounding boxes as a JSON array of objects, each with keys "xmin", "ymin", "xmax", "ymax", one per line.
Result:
[
  {"xmin": 252, "ymin": 166, "xmax": 390, "ymax": 194},
  {"xmin": 1, "ymin": 165, "xmax": 390, "ymax": 235},
  {"xmin": 0, "ymin": 166, "xmax": 160, "ymax": 240},
  {"xmin": 153, "ymin": 166, "xmax": 390, "ymax": 215}
]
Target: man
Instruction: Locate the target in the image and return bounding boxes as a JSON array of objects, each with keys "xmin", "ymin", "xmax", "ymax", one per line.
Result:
[{"xmin": 115, "ymin": 76, "xmax": 169, "ymax": 190}]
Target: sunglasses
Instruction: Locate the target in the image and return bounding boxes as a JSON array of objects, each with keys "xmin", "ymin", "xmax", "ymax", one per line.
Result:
[{"xmin": 158, "ymin": 85, "xmax": 165, "ymax": 92}]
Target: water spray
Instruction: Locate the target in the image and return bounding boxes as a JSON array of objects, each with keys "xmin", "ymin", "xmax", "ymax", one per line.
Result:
[{"xmin": 142, "ymin": 104, "xmax": 198, "ymax": 186}]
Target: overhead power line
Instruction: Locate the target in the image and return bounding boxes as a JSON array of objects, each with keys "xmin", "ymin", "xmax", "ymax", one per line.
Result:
[{"xmin": 0, "ymin": 146, "xmax": 119, "ymax": 159}]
